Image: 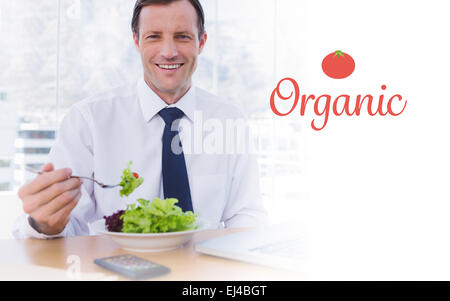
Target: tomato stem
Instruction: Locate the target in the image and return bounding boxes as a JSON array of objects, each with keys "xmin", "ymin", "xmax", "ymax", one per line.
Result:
[{"xmin": 334, "ymin": 50, "xmax": 345, "ymax": 58}]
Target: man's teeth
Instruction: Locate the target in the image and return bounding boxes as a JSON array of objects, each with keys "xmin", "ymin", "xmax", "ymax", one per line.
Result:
[{"xmin": 158, "ymin": 64, "xmax": 182, "ymax": 70}]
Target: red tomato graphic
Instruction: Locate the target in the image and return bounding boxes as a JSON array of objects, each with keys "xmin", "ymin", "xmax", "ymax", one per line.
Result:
[
  {"xmin": 133, "ymin": 172, "xmax": 139, "ymax": 179},
  {"xmin": 322, "ymin": 50, "xmax": 355, "ymax": 79}
]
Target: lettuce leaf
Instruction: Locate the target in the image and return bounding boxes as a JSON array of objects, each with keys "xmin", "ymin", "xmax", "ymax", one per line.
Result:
[
  {"xmin": 119, "ymin": 161, "xmax": 143, "ymax": 197},
  {"xmin": 121, "ymin": 198, "xmax": 199, "ymax": 233}
]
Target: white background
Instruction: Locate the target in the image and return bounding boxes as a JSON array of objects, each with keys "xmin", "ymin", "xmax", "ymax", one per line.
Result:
[{"xmin": 288, "ymin": 0, "xmax": 450, "ymax": 280}]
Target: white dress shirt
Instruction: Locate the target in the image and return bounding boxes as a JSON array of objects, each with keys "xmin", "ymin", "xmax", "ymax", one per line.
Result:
[{"xmin": 12, "ymin": 78, "xmax": 268, "ymax": 239}]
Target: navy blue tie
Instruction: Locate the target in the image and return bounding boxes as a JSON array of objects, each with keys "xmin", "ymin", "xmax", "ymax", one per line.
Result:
[{"xmin": 159, "ymin": 107, "xmax": 193, "ymax": 212}]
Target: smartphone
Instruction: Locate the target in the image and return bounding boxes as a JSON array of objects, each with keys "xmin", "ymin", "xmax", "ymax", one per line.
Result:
[{"xmin": 94, "ymin": 254, "xmax": 171, "ymax": 280}]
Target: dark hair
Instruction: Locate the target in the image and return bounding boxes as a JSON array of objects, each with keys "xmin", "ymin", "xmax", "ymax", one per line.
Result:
[{"xmin": 132, "ymin": 0, "xmax": 205, "ymax": 41}]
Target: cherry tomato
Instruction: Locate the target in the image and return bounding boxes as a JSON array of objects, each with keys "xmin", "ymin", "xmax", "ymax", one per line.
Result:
[
  {"xmin": 322, "ymin": 50, "xmax": 355, "ymax": 79},
  {"xmin": 132, "ymin": 172, "xmax": 139, "ymax": 179}
]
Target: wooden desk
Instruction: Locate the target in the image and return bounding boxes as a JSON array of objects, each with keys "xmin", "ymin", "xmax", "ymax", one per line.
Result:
[{"xmin": 0, "ymin": 228, "xmax": 303, "ymax": 281}]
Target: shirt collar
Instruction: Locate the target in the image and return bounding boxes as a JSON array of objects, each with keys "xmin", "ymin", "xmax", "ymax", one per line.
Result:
[{"xmin": 137, "ymin": 77, "xmax": 196, "ymax": 123}]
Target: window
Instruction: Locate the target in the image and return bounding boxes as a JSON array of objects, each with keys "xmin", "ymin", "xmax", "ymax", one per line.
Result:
[
  {"xmin": 0, "ymin": 160, "xmax": 11, "ymax": 168},
  {"xmin": 16, "ymin": 148, "xmax": 52, "ymax": 155},
  {"xmin": 26, "ymin": 163, "xmax": 45, "ymax": 170},
  {"xmin": 0, "ymin": 183, "xmax": 10, "ymax": 191},
  {"xmin": 18, "ymin": 130, "xmax": 56, "ymax": 139}
]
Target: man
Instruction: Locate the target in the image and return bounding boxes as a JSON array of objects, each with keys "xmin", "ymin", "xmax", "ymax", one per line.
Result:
[{"xmin": 13, "ymin": 0, "xmax": 267, "ymax": 239}]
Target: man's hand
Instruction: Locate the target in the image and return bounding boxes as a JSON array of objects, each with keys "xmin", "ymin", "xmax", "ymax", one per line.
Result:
[{"xmin": 18, "ymin": 163, "xmax": 82, "ymax": 235}]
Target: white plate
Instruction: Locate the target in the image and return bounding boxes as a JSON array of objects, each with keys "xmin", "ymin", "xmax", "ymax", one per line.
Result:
[{"xmin": 90, "ymin": 218, "xmax": 211, "ymax": 252}]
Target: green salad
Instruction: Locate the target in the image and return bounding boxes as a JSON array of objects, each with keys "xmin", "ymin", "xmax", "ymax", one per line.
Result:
[
  {"xmin": 121, "ymin": 198, "xmax": 198, "ymax": 233},
  {"xmin": 103, "ymin": 161, "xmax": 198, "ymax": 233},
  {"xmin": 119, "ymin": 161, "xmax": 143, "ymax": 197}
]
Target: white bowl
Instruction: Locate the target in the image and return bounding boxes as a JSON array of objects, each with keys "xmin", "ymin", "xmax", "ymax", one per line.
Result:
[{"xmin": 90, "ymin": 218, "xmax": 211, "ymax": 252}]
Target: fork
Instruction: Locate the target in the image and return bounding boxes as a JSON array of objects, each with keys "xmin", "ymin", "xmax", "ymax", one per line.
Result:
[{"xmin": 25, "ymin": 166, "xmax": 120, "ymax": 189}]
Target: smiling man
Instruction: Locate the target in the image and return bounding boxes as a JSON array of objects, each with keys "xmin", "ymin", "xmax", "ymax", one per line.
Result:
[
  {"xmin": 134, "ymin": 0, "xmax": 205, "ymax": 104},
  {"xmin": 13, "ymin": 0, "xmax": 268, "ymax": 239}
]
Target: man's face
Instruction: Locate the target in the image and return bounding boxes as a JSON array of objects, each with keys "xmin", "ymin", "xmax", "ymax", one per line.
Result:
[{"xmin": 133, "ymin": 0, "xmax": 207, "ymax": 101}]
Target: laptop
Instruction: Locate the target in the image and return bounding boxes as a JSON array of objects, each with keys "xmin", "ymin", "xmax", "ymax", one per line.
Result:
[{"xmin": 194, "ymin": 223, "xmax": 304, "ymax": 271}]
